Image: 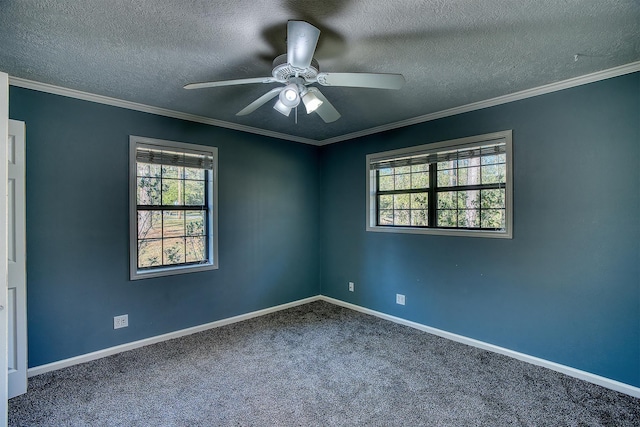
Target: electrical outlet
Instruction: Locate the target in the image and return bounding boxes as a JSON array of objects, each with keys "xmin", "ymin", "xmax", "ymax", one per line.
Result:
[
  {"xmin": 396, "ymin": 294, "xmax": 405, "ymax": 305},
  {"xmin": 114, "ymin": 314, "xmax": 128, "ymax": 329},
  {"xmin": 348, "ymin": 281, "xmax": 355, "ymax": 292}
]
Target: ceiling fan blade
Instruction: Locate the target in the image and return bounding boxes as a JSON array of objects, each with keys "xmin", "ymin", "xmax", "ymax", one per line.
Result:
[
  {"xmin": 287, "ymin": 21, "xmax": 320, "ymax": 69},
  {"xmin": 236, "ymin": 87, "xmax": 283, "ymax": 116},
  {"xmin": 316, "ymin": 72, "xmax": 405, "ymax": 90},
  {"xmin": 184, "ymin": 77, "xmax": 276, "ymax": 90},
  {"xmin": 307, "ymin": 87, "xmax": 340, "ymax": 123}
]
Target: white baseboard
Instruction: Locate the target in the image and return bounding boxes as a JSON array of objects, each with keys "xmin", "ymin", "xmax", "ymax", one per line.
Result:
[
  {"xmin": 320, "ymin": 296, "xmax": 640, "ymax": 398},
  {"xmin": 28, "ymin": 294, "xmax": 640, "ymax": 399},
  {"xmin": 27, "ymin": 295, "xmax": 321, "ymax": 378}
]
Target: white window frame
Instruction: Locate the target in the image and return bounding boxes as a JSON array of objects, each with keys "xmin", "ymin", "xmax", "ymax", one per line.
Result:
[
  {"xmin": 129, "ymin": 136, "xmax": 219, "ymax": 280},
  {"xmin": 366, "ymin": 130, "xmax": 513, "ymax": 239}
]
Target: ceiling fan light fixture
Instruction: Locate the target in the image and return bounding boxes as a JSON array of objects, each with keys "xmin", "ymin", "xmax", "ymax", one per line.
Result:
[
  {"xmin": 185, "ymin": 21, "xmax": 403, "ymax": 124},
  {"xmin": 301, "ymin": 91, "xmax": 323, "ymax": 114},
  {"xmin": 273, "ymin": 99, "xmax": 292, "ymax": 116},
  {"xmin": 279, "ymin": 84, "xmax": 300, "ymax": 108}
]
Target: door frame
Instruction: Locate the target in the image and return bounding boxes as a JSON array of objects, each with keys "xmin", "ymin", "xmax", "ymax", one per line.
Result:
[
  {"xmin": 8, "ymin": 119, "xmax": 26, "ymax": 399},
  {"xmin": 1, "ymin": 71, "xmax": 10, "ymax": 424}
]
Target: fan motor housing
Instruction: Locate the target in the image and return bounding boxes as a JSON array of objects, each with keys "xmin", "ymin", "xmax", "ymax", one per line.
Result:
[{"xmin": 272, "ymin": 54, "xmax": 319, "ymax": 83}]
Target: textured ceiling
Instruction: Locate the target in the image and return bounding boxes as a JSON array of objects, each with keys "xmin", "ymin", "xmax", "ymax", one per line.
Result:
[{"xmin": 1, "ymin": 0, "xmax": 639, "ymax": 143}]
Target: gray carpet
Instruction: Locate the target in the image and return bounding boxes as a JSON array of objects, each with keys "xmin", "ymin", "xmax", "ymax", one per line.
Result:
[{"xmin": 9, "ymin": 301, "xmax": 640, "ymax": 426}]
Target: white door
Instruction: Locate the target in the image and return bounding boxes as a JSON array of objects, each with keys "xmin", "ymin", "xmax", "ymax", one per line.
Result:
[
  {"xmin": 7, "ymin": 119, "xmax": 26, "ymax": 399},
  {"xmin": 0, "ymin": 71, "xmax": 10, "ymax": 425}
]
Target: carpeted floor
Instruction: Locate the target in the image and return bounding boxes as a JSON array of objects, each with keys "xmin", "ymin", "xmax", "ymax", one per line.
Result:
[{"xmin": 8, "ymin": 301, "xmax": 640, "ymax": 426}]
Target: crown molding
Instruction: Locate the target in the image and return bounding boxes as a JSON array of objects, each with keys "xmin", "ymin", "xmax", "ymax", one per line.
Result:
[
  {"xmin": 318, "ymin": 61, "xmax": 640, "ymax": 145},
  {"xmin": 7, "ymin": 77, "xmax": 320, "ymax": 146},
  {"xmin": 9, "ymin": 61, "xmax": 639, "ymax": 147}
]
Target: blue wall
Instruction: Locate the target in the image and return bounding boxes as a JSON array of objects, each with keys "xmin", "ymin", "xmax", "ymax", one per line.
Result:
[
  {"xmin": 9, "ymin": 71, "xmax": 640, "ymax": 388},
  {"xmin": 9, "ymin": 87, "xmax": 321, "ymax": 367},
  {"xmin": 319, "ymin": 73, "xmax": 640, "ymax": 387}
]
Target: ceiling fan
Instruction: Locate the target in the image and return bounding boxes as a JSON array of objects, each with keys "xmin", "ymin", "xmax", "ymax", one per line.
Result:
[{"xmin": 184, "ymin": 20, "xmax": 406, "ymax": 123}]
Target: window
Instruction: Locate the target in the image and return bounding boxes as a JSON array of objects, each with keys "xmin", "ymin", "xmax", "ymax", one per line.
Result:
[
  {"xmin": 129, "ymin": 136, "xmax": 218, "ymax": 280},
  {"xmin": 367, "ymin": 130, "xmax": 512, "ymax": 238}
]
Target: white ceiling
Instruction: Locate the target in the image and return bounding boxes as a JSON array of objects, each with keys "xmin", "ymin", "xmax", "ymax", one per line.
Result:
[{"xmin": 1, "ymin": 0, "xmax": 639, "ymax": 144}]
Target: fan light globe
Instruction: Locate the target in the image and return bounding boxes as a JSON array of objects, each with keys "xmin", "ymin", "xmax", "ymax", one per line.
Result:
[
  {"xmin": 302, "ymin": 91, "xmax": 323, "ymax": 114},
  {"xmin": 279, "ymin": 84, "xmax": 300, "ymax": 108},
  {"xmin": 284, "ymin": 89, "xmax": 297, "ymax": 101},
  {"xmin": 273, "ymin": 100, "xmax": 292, "ymax": 116}
]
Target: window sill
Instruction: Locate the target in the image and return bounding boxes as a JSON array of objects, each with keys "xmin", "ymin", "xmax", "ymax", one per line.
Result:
[
  {"xmin": 366, "ymin": 225, "xmax": 512, "ymax": 239},
  {"xmin": 130, "ymin": 262, "xmax": 218, "ymax": 281}
]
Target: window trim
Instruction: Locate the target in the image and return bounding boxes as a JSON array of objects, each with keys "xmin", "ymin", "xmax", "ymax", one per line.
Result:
[
  {"xmin": 366, "ymin": 130, "xmax": 513, "ymax": 239},
  {"xmin": 129, "ymin": 136, "xmax": 219, "ymax": 280}
]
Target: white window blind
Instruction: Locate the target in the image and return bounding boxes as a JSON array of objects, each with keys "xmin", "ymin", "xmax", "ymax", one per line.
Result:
[{"xmin": 136, "ymin": 145, "xmax": 214, "ymax": 170}]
